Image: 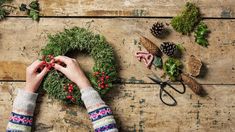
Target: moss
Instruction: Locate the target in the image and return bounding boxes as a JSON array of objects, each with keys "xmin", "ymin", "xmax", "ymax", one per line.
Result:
[{"xmin": 171, "ymin": 2, "xmax": 201, "ymax": 35}]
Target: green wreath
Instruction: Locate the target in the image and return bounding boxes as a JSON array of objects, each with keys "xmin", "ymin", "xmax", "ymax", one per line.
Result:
[{"xmin": 40, "ymin": 27, "xmax": 118, "ymax": 105}]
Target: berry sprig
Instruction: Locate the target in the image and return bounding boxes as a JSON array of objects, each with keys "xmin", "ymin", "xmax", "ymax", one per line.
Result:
[
  {"xmin": 64, "ymin": 82, "xmax": 76, "ymax": 102},
  {"xmin": 41, "ymin": 54, "xmax": 55, "ymax": 70},
  {"xmin": 39, "ymin": 54, "xmax": 65, "ymax": 71},
  {"xmin": 93, "ymin": 71, "xmax": 111, "ymax": 89}
]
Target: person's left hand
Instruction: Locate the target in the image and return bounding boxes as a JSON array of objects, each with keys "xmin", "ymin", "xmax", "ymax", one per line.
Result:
[{"xmin": 25, "ymin": 60, "xmax": 49, "ymax": 93}]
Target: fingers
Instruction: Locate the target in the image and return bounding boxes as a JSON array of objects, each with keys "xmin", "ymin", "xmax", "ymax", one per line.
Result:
[
  {"xmin": 54, "ymin": 56, "xmax": 71, "ymax": 65},
  {"xmin": 31, "ymin": 59, "xmax": 41, "ymax": 66},
  {"xmin": 38, "ymin": 67, "xmax": 49, "ymax": 78},
  {"xmin": 29, "ymin": 60, "xmax": 44, "ymax": 72},
  {"xmin": 53, "ymin": 63, "xmax": 66, "ymax": 74}
]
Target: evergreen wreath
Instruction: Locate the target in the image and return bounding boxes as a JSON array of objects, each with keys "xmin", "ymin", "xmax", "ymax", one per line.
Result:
[{"xmin": 40, "ymin": 27, "xmax": 118, "ymax": 105}]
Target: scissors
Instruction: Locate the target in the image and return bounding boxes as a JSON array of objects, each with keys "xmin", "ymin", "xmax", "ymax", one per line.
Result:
[{"xmin": 148, "ymin": 76, "xmax": 186, "ymax": 106}]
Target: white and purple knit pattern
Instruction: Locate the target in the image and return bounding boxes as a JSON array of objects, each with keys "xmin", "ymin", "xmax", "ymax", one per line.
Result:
[
  {"xmin": 9, "ymin": 112, "xmax": 33, "ymax": 126},
  {"xmin": 95, "ymin": 123, "xmax": 117, "ymax": 132},
  {"xmin": 88, "ymin": 106, "xmax": 113, "ymax": 122}
]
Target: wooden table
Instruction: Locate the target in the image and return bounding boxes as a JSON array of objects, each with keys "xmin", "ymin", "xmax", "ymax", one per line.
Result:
[{"xmin": 0, "ymin": 0, "xmax": 235, "ymax": 131}]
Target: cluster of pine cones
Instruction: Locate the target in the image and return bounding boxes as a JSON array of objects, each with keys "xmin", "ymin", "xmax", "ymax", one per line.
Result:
[{"xmin": 150, "ymin": 22, "xmax": 178, "ymax": 57}]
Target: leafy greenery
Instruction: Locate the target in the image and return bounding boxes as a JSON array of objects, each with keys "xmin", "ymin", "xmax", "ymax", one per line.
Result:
[
  {"xmin": 0, "ymin": 0, "xmax": 13, "ymax": 20},
  {"xmin": 19, "ymin": 0, "xmax": 40, "ymax": 21},
  {"xmin": 41, "ymin": 27, "xmax": 118, "ymax": 105},
  {"xmin": 171, "ymin": 2, "xmax": 201, "ymax": 35},
  {"xmin": 163, "ymin": 57, "xmax": 182, "ymax": 81},
  {"xmin": 194, "ymin": 22, "xmax": 210, "ymax": 47}
]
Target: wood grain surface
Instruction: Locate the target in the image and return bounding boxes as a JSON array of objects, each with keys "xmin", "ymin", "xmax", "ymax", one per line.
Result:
[
  {"xmin": 0, "ymin": 82, "xmax": 234, "ymax": 131},
  {"xmin": 0, "ymin": 18, "xmax": 235, "ymax": 84},
  {"xmin": 0, "ymin": 0, "xmax": 235, "ymax": 131},
  {"xmin": 8, "ymin": 0, "xmax": 235, "ymax": 18}
]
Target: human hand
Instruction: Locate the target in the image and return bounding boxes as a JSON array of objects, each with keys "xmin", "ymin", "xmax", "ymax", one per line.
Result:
[
  {"xmin": 25, "ymin": 60, "xmax": 49, "ymax": 93},
  {"xmin": 53, "ymin": 56, "xmax": 91, "ymax": 89}
]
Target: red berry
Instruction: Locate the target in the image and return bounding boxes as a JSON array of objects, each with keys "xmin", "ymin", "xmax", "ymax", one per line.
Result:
[
  {"xmin": 68, "ymin": 89, "xmax": 72, "ymax": 93},
  {"xmin": 101, "ymin": 85, "xmax": 105, "ymax": 89},
  {"xmin": 69, "ymin": 86, "xmax": 73, "ymax": 90},
  {"xmin": 106, "ymin": 76, "xmax": 109, "ymax": 79},
  {"xmin": 42, "ymin": 61, "xmax": 46, "ymax": 64},
  {"xmin": 66, "ymin": 95, "xmax": 72, "ymax": 99},
  {"xmin": 102, "ymin": 72, "xmax": 105, "ymax": 75},
  {"xmin": 105, "ymin": 84, "xmax": 109, "ymax": 87}
]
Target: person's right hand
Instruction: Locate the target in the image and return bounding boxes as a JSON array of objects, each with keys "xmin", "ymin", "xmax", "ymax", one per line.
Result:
[{"xmin": 53, "ymin": 56, "xmax": 91, "ymax": 90}]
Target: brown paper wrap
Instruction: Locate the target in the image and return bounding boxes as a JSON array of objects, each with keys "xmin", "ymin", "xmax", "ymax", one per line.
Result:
[
  {"xmin": 181, "ymin": 73, "xmax": 202, "ymax": 95},
  {"xmin": 140, "ymin": 36, "xmax": 161, "ymax": 56}
]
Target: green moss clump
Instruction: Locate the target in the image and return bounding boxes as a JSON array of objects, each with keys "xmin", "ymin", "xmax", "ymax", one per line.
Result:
[{"xmin": 171, "ymin": 2, "xmax": 201, "ymax": 35}]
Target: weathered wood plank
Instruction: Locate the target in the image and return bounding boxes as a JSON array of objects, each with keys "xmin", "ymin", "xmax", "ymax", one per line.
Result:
[
  {"xmin": 0, "ymin": 18, "xmax": 235, "ymax": 84},
  {"xmin": 0, "ymin": 82, "xmax": 234, "ymax": 131},
  {"xmin": 8, "ymin": 0, "xmax": 235, "ymax": 18}
]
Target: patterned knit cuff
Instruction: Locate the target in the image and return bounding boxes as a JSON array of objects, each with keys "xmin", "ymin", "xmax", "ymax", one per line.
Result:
[
  {"xmin": 81, "ymin": 87, "xmax": 105, "ymax": 108},
  {"xmin": 12, "ymin": 89, "xmax": 38, "ymax": 116}
]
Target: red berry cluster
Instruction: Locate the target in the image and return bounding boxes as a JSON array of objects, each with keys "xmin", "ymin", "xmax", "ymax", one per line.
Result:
[
  {"xmin": 40, "ymin": 54, "xmax": 64, "ymax": 71},
  {"xmin": 40, "ymin": 55, "xmax": 56, "ymax": 70},
  {"xmin": 64, "ymin": 83, "xmax": 76, "ymax": 102},
  {"xmin": 94, "ymin": 71, "xmax": 110, "ymax": 89}
]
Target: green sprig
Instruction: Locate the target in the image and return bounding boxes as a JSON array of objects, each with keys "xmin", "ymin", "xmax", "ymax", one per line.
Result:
[
  {"xmin": 19, "ymin": 0, "xmax": 40, "ymax": 21},
  {"xmin": 163, "ymin": 57, "xmax": 182, "ymax": 81},
  {"xmin": 194, "ymin": 22, "xmax": 210, "ymax": 47}
]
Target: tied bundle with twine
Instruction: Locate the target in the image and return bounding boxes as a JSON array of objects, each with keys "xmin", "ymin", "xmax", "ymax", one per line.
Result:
[
  {"xmin": 181, "ymin": 73, "xmax": 203, "ymax": 95},
  {"xmin": 140, "ymin": 36, "xmax": 162, "ymax": 56}
]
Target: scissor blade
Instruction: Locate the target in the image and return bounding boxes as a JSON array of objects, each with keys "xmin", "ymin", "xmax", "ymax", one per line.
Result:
[{"xmin": 148, "ymin": 76, "xmax": 162, "ymax": 84}]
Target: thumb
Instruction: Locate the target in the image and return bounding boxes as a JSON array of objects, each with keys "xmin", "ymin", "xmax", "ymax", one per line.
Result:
[
  {"xmin": 53, "ymin": 63, "xmax": 66, "ymax": 74},
  {"xmin": 38, "ymin": 67, "xmax": 49, "ymax": 78}
]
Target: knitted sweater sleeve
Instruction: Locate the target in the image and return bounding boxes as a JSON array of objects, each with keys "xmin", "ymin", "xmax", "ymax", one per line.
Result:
[
  {"xmin": 81, "ymin": 87, "xmax": 118, "ymax": 132},
  {"xmin": 6, "ymin": 89, "xmax": 38, "ymax": 132}
]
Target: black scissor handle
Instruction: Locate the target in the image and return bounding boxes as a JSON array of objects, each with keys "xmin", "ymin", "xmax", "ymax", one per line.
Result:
[
  {"xmin": 159, "ymin": 87, "xmax": 177, "ymax": 106},
  {"xmin": 165, "ymin": 81, "xmax": 186, "ymax": 94},
  {"xmin": 159, "ymin": 81, "xmax": 186, "ymax": 106}
]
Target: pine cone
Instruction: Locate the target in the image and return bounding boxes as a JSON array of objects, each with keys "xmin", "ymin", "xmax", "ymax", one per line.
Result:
[
  {"xmin": 181, "ymin": 73, "xmax": 202, "ymax": 95},
  {"xmin": 140, "ymin": 36, "xmax": 162, "ymax": 56},
  {"xmin": 160, "ymin": 42, "xmax": 177, "ymax": 56},
  {"xmin": 150, "ymin": 22, "xmax": 165, "ymax": 38}
]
